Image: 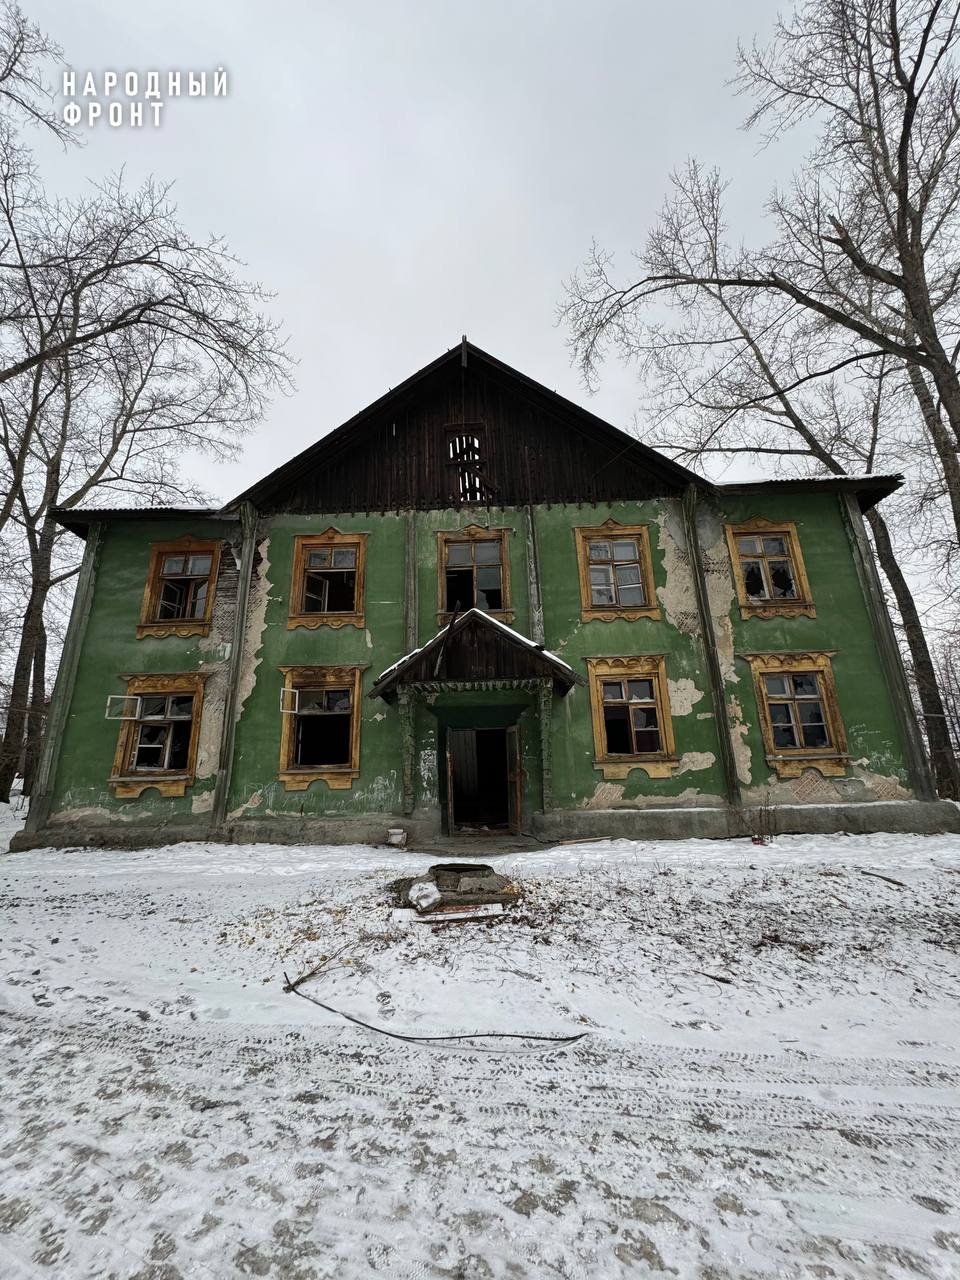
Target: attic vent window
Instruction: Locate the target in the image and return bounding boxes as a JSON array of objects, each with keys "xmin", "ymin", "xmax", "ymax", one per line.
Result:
[{"xmin": 446, "ymin": 428, "xmax": 485, "ymax": 503}]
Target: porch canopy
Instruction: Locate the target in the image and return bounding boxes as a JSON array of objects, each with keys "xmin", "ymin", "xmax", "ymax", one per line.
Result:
[{"xmin": 369, "ymin": 609, "xmax": 580, "ymax": 702}]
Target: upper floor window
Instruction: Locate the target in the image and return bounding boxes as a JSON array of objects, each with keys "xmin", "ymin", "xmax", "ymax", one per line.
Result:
[
  {"xmin": 437, "ymin": 525, "xmax": 511, "ymax": 620},
  {"xmin": 743, "ymin": 651, "xmax": 847, "ymax": 777},
  {"xmin": 105, "ymin": 672, "xmax": 206, "ymax": 797},
  {"xmin": 138, "ymin": 537, "xmax": 221, "ymax": 639},
  {"xmin": 574, "ymin": 521, "xmax": 659, "ymax": 622},
  {"xmin": 289, "ymin": 529, "xmax": 368, "ymax": 631},
  {"xmin": 446, "ymin": 427, "xmax": 485, "ymax": 503},
  {"xmin": 725, "ymin": 519, "xmax": 815, "ymax": 619}
]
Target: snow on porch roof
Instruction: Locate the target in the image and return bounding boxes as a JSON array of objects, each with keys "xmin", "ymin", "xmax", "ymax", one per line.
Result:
[{"xmin": 369, "ymin": 609, "xmax": 581, "ymax": 701}]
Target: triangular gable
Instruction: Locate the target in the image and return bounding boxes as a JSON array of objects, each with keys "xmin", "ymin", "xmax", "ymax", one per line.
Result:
[
  {"xmin": 224, "ymin": 340, "xmax": 705, "ymax": 515},
  {"xmin": 369, "ymin": 609, "xmax": 580, "ymax": 701}
]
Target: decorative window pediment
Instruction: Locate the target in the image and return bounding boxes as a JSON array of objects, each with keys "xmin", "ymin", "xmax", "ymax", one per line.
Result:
[
  {"xmin": 278, "ymin": 664, "xmax": 366, "ymax": 789},
  {"xmin": 106, "ymin": 671, "xmax": 207, "ymax": 797}
]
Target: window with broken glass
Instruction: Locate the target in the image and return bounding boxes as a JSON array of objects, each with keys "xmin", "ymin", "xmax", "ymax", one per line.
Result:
[
  {"xmin": 153, "ymin": 552, "xmax": 213, "ymax": 621},
  {"xmin": 601, "ymin": 678, "xmax": 662, "ymax": 756},
  {"xmin": 301, "ymin": 545, "xmax": 359, "ymax": 614},
  {"xmin": 586, "ymin": 537, "xmax": 648, "ymax": 609},
  {"xmin": 446, "ymin": 430, "xmax": 485, "ymax": 503},
  {"xmin": 762, "ymin": 672, "xmax": 831, "ymax": 751},
  {"xmin": 129, "ymin": 693, "xmax": 195, "ymax": 772},
  {"xmin": 443, "ymin": 537, "xmax": 504, "ymax": 613},
  {"xmin": 735, "ymin": 533, "xmax": 799, "ymax": 603},
  {"xmin": 292, "ymin": 686, "xmax": 353, "ymax": 767}
]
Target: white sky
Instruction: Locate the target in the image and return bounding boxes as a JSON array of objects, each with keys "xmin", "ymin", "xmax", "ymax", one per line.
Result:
[{"xmin": 30, "ymin": 0, "xmax": 802, "ymax": 504}]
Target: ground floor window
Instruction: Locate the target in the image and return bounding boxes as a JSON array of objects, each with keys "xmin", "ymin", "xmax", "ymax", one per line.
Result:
[
  {"xmin": 279, "ymin": 664, "xmax": 365, "ymax": 789},
  {"xmin": 586, "ymin": 656, "xmax": 678, "ymax": 779},
  {"xmin": 742, "ymin": 651, "xmax": 848, "ymax": 777},
  {"xmin": 105, "ymin": 672, "xmax": 206, "ymax": 797}
]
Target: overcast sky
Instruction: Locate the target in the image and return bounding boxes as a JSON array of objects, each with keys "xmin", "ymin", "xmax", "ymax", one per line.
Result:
[{"xmin": 31, "ymin": 0, "xmax": 802, "ymax": 504}]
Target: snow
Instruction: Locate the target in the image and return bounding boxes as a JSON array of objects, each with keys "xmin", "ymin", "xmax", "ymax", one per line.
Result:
[{"xmin": 1, "ymin": 832, "xmax": 959, "ymax": 1277}]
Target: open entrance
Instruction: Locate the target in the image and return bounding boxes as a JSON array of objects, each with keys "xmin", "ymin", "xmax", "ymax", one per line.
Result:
[{"xmin": 445, "ymin": 725, "xmax": 521, "ymax": 835}]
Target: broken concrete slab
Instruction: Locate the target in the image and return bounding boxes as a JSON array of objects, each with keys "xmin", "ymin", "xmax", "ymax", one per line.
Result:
[{"xmin": 401, "ymin": 862, "xmax": 520, "ymax": 914}]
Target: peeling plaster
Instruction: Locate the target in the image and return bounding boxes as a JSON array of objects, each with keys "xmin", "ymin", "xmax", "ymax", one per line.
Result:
[
  {"xmin": 727, "ymin": 695, "xmax": 753, "ymax": 786},
  {"xmin": 235, "ymin": 536, "xmax": 271, "ymax": 721},
  {"xmin": 227, "ymin": 789, "xmax": 264, "ymax": 820},
  {"xmin": 191, "ymin": 790, "xmax": 215, "ymax": 814},
  {"xmin": 667, "ymin": 677, "xmax": 704, "ymax": 716},
  {"xmin": 676, "ymin": 751, "xmax": 716, "ymax": 776},
  {"xmin": 581, "ymin": 780, "xmax": 624, "ymax": 809}
]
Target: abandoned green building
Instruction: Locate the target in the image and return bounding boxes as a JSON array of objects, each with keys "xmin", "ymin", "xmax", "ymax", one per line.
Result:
[{"xmin": 13, "ymin": 340, "xmax": 960, "ymax": 852}]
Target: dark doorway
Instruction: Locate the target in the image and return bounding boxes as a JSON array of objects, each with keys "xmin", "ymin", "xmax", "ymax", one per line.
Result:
[{"xmin": 446, "ymin": 727, "xmax": 510, "ymax": 831}]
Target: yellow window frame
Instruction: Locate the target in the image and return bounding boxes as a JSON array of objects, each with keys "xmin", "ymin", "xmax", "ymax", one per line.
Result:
[
  {"xmin": 586, "ymin": 655, "xmax": 678, "ymax": 779},
  {"xmin": 743, "ymin": 650, "xmax": 848, "ymax": 778},
  {"xmin": 575, "ymin": 521, "xmax": 660, "ymax": 622},
  {"xmin": 725, "ymin": 518, "xmax": 815, "ymax": 619}
]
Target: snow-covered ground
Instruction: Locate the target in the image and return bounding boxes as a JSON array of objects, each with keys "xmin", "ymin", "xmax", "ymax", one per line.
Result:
[{"xmin": 1, "ymin": 831, "xmax": 959, "ymax": 1278}]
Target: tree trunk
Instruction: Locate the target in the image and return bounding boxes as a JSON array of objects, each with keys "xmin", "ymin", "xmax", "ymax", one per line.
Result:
[
  {"xmin": 0, "ymin": 521, "xmax": 54, "ymax": 802},
  {"xmin": 866, "ymin": 507, "xmax": 960, "ymax": 799},
  {"xmin": 21, "ymin": 618, "xmax": 47, "ymax": 798}
]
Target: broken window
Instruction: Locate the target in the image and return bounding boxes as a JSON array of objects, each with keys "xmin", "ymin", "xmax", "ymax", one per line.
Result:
[
  {"xmin": 586, "ymin": 656, "xmax": 677, "ymax": 776},
  {"xmin": 139, "ymin": 540, "xmax": 220, "ymax": 637},
  {"xmin": 106, "ymin": 673, "xmax": 206, "ymax": 796},
  {"xmin": 600, "ymin": 678, "xmax": 662, "ymax": 755},
  {"xmin": 446, "ymin": 429, "xmax": 485, "ymax": 503},
  {"xmin": 763, "ymin": 672, "xmax": 831, "ymax": 751},
  {"xmin": 745, "ymin": 653, "xmax": 848, "ymax": 777},
  {"xmin": 440, "ymin": 532, "xmax": 506, "ymax": 615},
  {"xmin": 736, "ymin": 534, "xmax": 798, "ymax": 602},
  {"xmin": 293, "ymin": 686, "xmax": 353, "ymax": 766},
  {"xmin": 574, "ymin": 523, "xmax": 658, "ymax": 620},
  {"xmin": 130, "ymin": 694, "xmax": 195, "ymax": 771},
  {"xmin": 725, "ymin": 521, "xmax": 814, "ymax": 618},
  {"xmin": 586, "ymin": 538, "xmax": 648, "ymax": 608},
  {"xmin": 278, "ymin": 665, "xmax": 364, "ymax": 788},
  {"xmin": 289, "ymin": 533, "xmax": 368, "ymax": 628},
  {"xmin": 303, "ymin": 546, "xmax": 358, "ymax": 614}
]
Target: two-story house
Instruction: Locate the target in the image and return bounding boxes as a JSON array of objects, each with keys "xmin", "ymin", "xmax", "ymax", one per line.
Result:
[{"xmin": 13, "ymin": 340, "xmax": 958, "ymax": 851}]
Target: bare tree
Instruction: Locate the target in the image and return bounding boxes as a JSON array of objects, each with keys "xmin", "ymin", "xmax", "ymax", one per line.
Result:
[
  {"xmin": 562, "ymin": 1, "xmax": 960, "ymax": 795},
  {"xmin": 565, "ymin": 2, "xmax": 960, "ymax": 522}
]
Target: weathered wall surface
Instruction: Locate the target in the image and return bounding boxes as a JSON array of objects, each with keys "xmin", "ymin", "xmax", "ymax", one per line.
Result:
[
  {"xmin": 225, "ymin": 513, "xmax": 407, "ymax": 826},
  {"xmin": 45, "ymin": 518, "xmax": 239, "ymax": 830},
  {"xmin": 714, "ymin": 491, "xmax": 913, "ymax": 804},
  {"xmin": 40, "ymin": 487, "xmax": 920, "ymax": 843},
  {"xmin": 534, "ymin": 499, "xmax": 728, "ymax": 811}
]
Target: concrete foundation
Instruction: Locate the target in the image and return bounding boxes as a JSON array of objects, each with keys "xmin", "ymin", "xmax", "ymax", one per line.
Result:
[{"xmin": 9, "ymin": 798, "xmax": 959, "ymax": 853}]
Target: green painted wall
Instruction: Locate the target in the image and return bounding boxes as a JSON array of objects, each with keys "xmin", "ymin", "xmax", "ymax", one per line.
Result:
[
  {"xmin": 717, "ymin": 492, "xmax": 910, "ymax": 792},
  {"xmin": 47, "ymin": 518, "xmax": 238, "ymax": 822},
  {"xmin": 533, "ymin": 499, "xmax": 728, "ymax": 807},
  {"xmin": 43, "ymin": 486, "xmax": 916, "ymax": 835},
  {"xmin": 226, "ymin": 513, "xmax": 407, "ymax": 821}
]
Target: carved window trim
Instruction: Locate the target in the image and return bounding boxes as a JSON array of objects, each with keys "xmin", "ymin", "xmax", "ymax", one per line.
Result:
[
  {"xmin": 436, "ymin": 524, "xmax": 513, "ymax": 624},
  {"xmin": 137, "ymin": 536, "xmax": 221, "ymax": 639},
  {"xmin": 725, "ymin": 517, "xmax": 815, "ymax": 619},
  {"xmin": 278, "ymin": 664, "xmax": 365, "ymax": 790},
  {"xmin": 574, "ymin": 520, "xmax": 660, "ymax": 622},
  {"xmin": 742, "ymin": 650, "xmax": 848, "ymax": 778},
  {"xmin": 288, "ymin": 529, "xmax": 368, "ymax": 631},
  {"xmin": 109, "ymin": 671, "xmax": 207, "ymax": 797},
  {"xmin": 586, "ymin": 655, "xmax": 678, "ymax": 780}
]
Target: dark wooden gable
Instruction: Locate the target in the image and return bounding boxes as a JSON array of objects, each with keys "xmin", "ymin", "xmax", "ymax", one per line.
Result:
[
  {"xmin": 370, "ymin": 610, "xmax": 579, "ymax": 701},
  {"xmin": 229, "ymin": 342, "xmax": 702, "ymax": 514}
]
